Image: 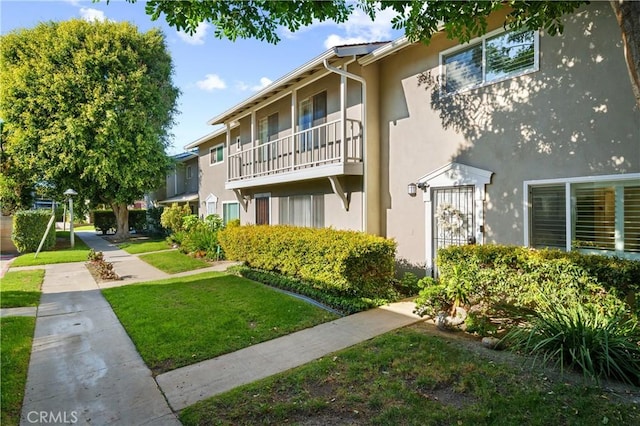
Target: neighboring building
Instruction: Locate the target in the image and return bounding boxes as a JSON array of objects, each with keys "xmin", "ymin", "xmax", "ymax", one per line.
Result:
[
  {"xmin": 187, "ymin": 3, "xmax": 639, "ymax": 274},
  {"xmin": 148, "ymin": 151, "xmax": 200, "ymax": 215}
]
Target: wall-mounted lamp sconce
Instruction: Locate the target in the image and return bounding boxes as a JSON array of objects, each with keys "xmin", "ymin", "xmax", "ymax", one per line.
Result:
[{"xmin": 407, "ymin": 182, "xmax": 428, "ymax": 197}]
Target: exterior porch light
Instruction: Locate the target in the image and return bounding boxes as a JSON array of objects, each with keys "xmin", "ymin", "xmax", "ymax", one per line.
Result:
[
  {"xmin": 407, "ymin": 183, "xmax": 418, "ymax": 197},
  {"xmin": 407, "ymin": 182, "xmax": 429, "ymax": 197}
]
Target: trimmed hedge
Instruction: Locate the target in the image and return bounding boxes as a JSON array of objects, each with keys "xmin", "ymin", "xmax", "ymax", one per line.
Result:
[
  {"xmin": 93, "ymin": 210, "xmax": 117, "ymax": 234},
  {"xmin": 430, "ymin": 245, "xmax": 639, "ymax": 317},
  {"xmin": 219, "ymin": 225, "xmax": 397, "ymax": 298},
  {"xmin": 93, "ymin": 209, "xmax": 147, "ymax": 234},
  {"xmin": 12, "ymin": 210, "xmax": 56, "ymax": 253},
  {"xmin": 236, "ymin": 267, "xmax": 381, "ymax": 315}
]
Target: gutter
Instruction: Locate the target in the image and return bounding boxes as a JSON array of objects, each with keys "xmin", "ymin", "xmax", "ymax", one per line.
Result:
[{"xmin": 322, "ymin": 58, "xmax": 368, "ymax": 233}]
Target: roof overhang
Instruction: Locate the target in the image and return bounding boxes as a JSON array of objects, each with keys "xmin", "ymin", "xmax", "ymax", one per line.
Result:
[
  {"xmin": 184, "ymin": 126, "xmax": 227, "ymax": 150},
  {"xmin": 207, "ymin": 43, "xmax": 387, "ymax": 126},
  {"xmin": 158, "ymin": 193, "xmax": 199, "ymax": 205}
]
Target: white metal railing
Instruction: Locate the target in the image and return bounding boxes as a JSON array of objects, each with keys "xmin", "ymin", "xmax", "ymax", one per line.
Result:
[{"xmin": 227, "ymin": 119, "xmax": 362, "ymax": 182}]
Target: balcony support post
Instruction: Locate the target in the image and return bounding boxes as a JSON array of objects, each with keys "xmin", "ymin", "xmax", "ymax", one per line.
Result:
[{"xmin": 291, "ymin": 89, "xmax": 297, "ymax": 171}]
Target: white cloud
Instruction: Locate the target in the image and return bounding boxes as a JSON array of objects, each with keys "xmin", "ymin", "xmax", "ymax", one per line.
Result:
[
  {"xmin": 196, "ymin": 74, "xmax": 227, "ymax": 91},
  {"xmin": 177, "ymin": 22, "xmax": 209, "ymax": 45},
  {"xmin": 323, "ymin": 9, "xmax": 396, "ymax": 49},
  {"xmin": 236, "ymin": 77, "xmax": 273, "ymax": 92},
  {"xmin": 79, "ymin": 7, "xmax": 107, "ymax": 23}
]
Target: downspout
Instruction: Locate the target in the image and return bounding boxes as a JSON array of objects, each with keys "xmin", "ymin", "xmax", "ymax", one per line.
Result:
[{"xmin": 323, "ymin": 58, "xmax": 367, "ymax": 232}]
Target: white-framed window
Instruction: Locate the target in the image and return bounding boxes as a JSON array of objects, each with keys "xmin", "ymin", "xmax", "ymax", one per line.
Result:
[
  {"xmin": 222, "ymin": 201, "xmax": 240, "ymax": 225},
  {"xmin": 209, "ymin": 144, "xmax": 223, "ymax": 166},
  {"xmin": 205, "ymin": 194, "xmax": 218, "ymax": 217},
  {"xmin": 235, "ymin": 136, "xmax": 241, "ymax": 150},
  {"xmin": 186, "ymin": 165, "xmax": 193, "ymax": 180},
  {"xmin": 525, "ymin": 174, "xmax": 640, "ymax": 259},
  {"xmin": 278, "ymin": 194, "xmax": 324, "ymax": 228},
  {"xmin": 440, "ymin": 27, "xmax": 539, "ymax": 95}
]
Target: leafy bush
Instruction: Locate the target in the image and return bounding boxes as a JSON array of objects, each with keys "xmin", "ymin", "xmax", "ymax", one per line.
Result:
[
  {"xmin": 160, "ymin": 203, "xmax": 192, "ymax": 233},
  {"xmin": 128, "ymin": 209, "xmax": 147, "ymax": 232},
  {"xmin": 219, "ymin": 225, "xmax": 397, "ymax": 299},
  {"xmin": 93, "ymin": 210, "xmax": 117, "ymax": 235},
  {"xmin": 503, "ymin": 296, "xmax": 640, "ymax": 385},
  {"xmin": 87, "ymin": 249, "xmax": 104, "ymax": 262},
  {"xmin": 393, "ymin": 272, "xmax": 422, "ymax": 297},
  {"xmin": 11, "ymin": 210, "xmax": 55, "ymax": 253},
  {"xmin": 236, "ymin": 267, "xmax": 383, "ymax": 315},
  {"xmin": 146, "ymin": 206, "xmax": 166, "ymax": 235},
  {"xmin": 414, "ymin": 245, "xmax": 638, "ymax": 321}
]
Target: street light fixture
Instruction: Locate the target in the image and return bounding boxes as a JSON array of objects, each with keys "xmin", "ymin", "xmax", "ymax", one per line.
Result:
[{"xmin": 64, "ymin": 188, "xmax": 78, "ymax": 248}]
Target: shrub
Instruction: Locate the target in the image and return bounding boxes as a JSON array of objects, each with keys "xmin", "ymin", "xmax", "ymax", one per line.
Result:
[
  {"xmin": 503, "ymin": 295, "xmax": 640, "ymax": 385},
  {"xmin": 128, "ymin": 209, "xmax": 147, "ymax": 232},
  {"xmin": 11, "ymin": 210, "xmax": 56, "ymax": 253},
  {"xmin": 87, "ymin": 250, "xmax": 119, "ymax": 280},
  {"xmin": 93, "ymin": 210, "xmax": 117, "ymax": 235},
  {"xmin": 219, "ymin": 225, "xmax": 397, "ymax": 299},
  {"xmin": 146, "ymin": 206, "xmax": 166, "ymax": 235},
  {"xmin": 160, "ymin": 203, "xmax": 192, "ymax": 233},
  {"xmin": 236, "ymin": 267, "xmax": 382, "ymax": 315},
  {"xmin": 415, "ymin": 245, "xmax": 638, "ymax": 321}
]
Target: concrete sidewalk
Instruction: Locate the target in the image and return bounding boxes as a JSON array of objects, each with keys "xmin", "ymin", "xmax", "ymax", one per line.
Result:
[
  {"xmin": 20, "ymin": 236, "xmax": 180, "ymax": 425},
  {"xmin": 157, "ymin": 301, "xmax": 423, "ymax": 411}
]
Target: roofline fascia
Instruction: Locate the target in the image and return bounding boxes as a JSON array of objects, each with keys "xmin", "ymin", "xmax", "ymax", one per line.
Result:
[{"xmin": 206, "ymin": 48, "xmax": 339, "ymax": 126}]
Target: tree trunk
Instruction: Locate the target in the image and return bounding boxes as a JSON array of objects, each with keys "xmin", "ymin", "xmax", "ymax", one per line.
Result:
[
  {"xmin": 611, "ymin": 0, "xmax": 640, "ymax": 108},
  {"xmin": 111, "ymin": 202, "xmax": 130, "ymax": 241}
]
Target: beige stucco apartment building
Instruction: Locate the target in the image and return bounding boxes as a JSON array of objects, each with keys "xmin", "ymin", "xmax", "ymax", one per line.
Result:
[{"xmin": 186, "ymin": 2, "xmax": 639, "ymax": 274}]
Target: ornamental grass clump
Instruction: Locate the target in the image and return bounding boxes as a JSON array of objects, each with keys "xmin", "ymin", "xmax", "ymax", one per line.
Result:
[{"xmin": 503, "ymin": 296, "xmax": 640, "ymax": 385}]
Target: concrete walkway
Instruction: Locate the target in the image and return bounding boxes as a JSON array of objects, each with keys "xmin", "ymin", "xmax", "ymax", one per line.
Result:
[
  {"xmin": 15, "ymin": 230, "xmax": 423, "ymax": 423},
  {"xmin": 157, "ymin": 301, "xmax": 422, "ymax": 411},
  {"xmin": 20, "ymin": 234, "xmax": 180, "ymax": 425}
]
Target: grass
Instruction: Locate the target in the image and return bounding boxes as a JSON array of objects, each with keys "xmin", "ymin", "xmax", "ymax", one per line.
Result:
[
  {"xmin": 180, "ymin": 323, "xmax": 640, "ymax": 426},
  {"xmin": 11, "ymin": 231, "xmax": 91, "ymax": 267},
  {"xmin": 102, "ymin": 272, "xmax": 338, "ymax": 374},
  {"xmin": 138, "ymin": 250, "xmax": 210, "ymax": 273},
  {"xmin": 74, "ymin": 225, "xmax": 95, "ymax": 231},
  {"xmin": 1, "ymin": 317, "xmax": 36, "ymax": 426},
  {"xmin": 118, "ymin": 238, "xmax": 171, "ymax": 254},
  {"xmin": 0, "ymin": 270, "xmax": 44, "ymax": 308}
]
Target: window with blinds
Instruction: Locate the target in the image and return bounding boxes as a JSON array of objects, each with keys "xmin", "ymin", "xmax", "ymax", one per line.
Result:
[
  {"xmin": 442, "ymin": 28, "xmax": 538, "ymax": 94},
  {"xmin": 624, "ymin": 186, "xmax": 640, "ymax": 253},
  {"xmin": 279, "ymin": 195, "xmax": 324, "ymax": 228},
  {"xmin": 530, "ymin": 185, "xmax": 566, "ymax": 249},
  {"xmin": 528, "ymin": 179, "xmax": 640, "ymax": 258},
  {"xmin": 574, "ymin": 186, "xmax": 616, "ymax": 250}
]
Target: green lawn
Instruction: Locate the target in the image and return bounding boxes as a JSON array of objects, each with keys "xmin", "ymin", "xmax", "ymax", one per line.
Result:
[
  {"xmin": 11, "ymin": 231, "xmax": 91, "ymax": 267},
  {"xmin": 0, "ymin": 270, "xmax": 44, "ymax": 308},
  {"xmin": 138, "ymin": 250, "xmax": 209, "ymax": 273},
  {"xmin": 102, "ymin": 272, "xmax": 338, "ymax": 374},
  {"xmin": 118, "ymin": 238, "xmax": 171, "ymax": 254},
  {"xmin": 180, "ymin": 324, "xmax": 640, "ymax": 426},
  {"xmin": 1, "ymin": 317, "xmax": 36, "ymax": 426}
]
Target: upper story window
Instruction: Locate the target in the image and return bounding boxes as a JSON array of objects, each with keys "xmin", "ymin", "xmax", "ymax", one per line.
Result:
[
  {"xmin": 186, "ymin": 165, "xmax": 193, "ymax": 180},
  {"xmin": 258, "ymin": 113, "xmax": 279, "ymax": 144},
  {"xmin": 441, "ymin": 28, "xmax": 539, "ymax": 94},
  {"xmin": 209, "ymin": 144, "xmax": 223, "ymax": 166}
]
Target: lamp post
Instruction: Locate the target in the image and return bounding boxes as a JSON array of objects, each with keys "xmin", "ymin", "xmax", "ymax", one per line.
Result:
[{"xmin": 64, "ymin": 188, "xmax": 78, "ymax": 248}]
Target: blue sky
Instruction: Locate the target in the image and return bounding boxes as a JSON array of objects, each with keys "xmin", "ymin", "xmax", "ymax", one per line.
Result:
[{"xmin": 1, "ymin": 0, "xmax": 401, "ymax": 154}]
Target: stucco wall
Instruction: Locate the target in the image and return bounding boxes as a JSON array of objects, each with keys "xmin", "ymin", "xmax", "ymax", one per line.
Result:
[
  {"xmin": 197, "ymin": 132, "xmax": 244, "ymax": 220},
  {"xmin": 377, "ymin": 2, "xmax": 640, "ymax": 266}
]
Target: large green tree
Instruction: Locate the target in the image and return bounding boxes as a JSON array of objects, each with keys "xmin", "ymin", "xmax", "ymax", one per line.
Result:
[
  {"xmin": 0, "ymin": 19, "xmax": 179, "ymax": 239},
  {"xmin": 127, "ymin": 0, "xmax": 640, "ymax": 107}
]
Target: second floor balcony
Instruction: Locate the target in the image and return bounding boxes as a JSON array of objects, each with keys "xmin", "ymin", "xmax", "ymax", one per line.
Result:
[{"xmin": 226, "ymin": 118, "xmax": 363, "ymax": 189}]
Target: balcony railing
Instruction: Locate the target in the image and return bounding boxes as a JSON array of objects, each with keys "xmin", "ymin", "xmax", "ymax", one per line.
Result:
[{"xmin": 227, "ymin": 119, "xmax": 362, "ymax": 184}]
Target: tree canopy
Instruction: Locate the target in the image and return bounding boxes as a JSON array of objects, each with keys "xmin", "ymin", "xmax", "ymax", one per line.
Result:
[
  {"xmin": 0, "ymin": 19, "xmax": 179, "ymax": 238},
  {"xmin": 127, "ymin": 0, "xmax": 639, "ymax": 107}
]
